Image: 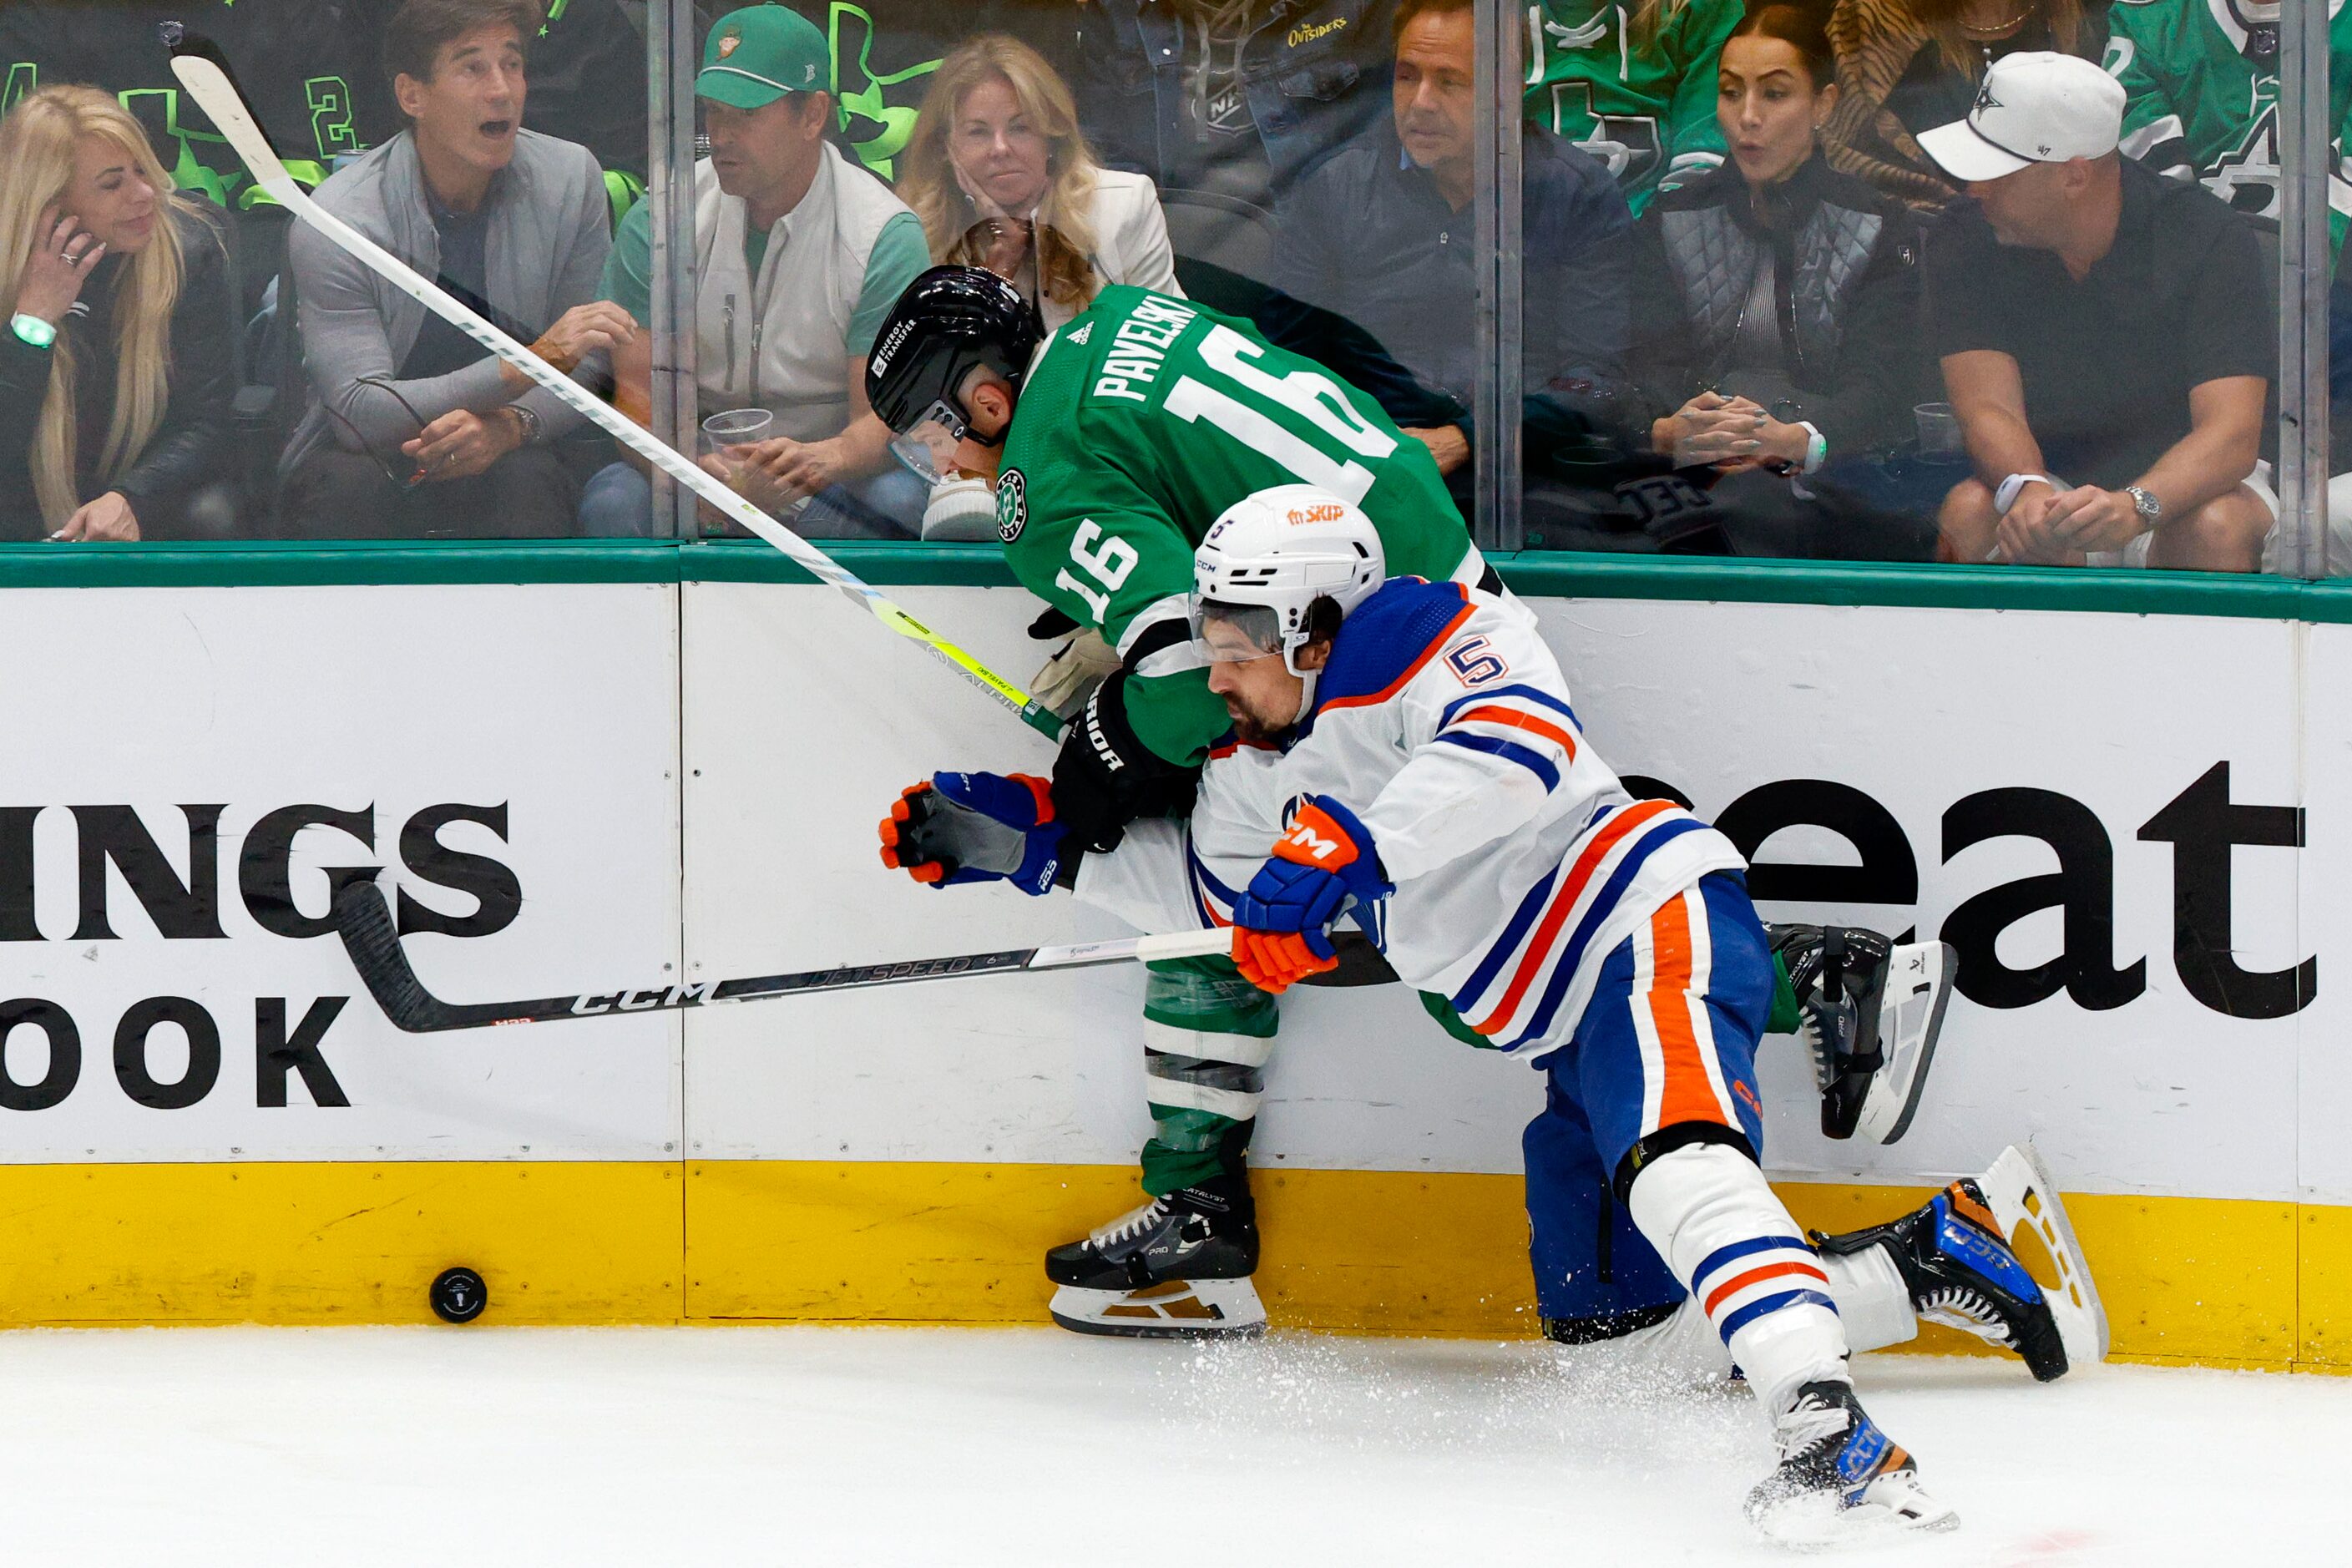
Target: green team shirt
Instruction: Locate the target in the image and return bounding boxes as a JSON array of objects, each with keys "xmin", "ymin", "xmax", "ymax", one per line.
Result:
[
  {"xmin": 2107, "ymin": 0, "xmax": 2352, "ymax": 256},
  {"xmin": 997, "ymin": 286, "xmax": 1475, "ymax": 766},
  {"xmin": 1523, "ymin": 0, "xmax": 1742, "ymax": 215}
]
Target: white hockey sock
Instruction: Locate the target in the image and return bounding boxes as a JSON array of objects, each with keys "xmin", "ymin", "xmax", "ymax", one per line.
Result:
[
  {"xmin": 1820, "ymin": 1240, "xmax": 1917, "ymax": 1352},
  {"xmin": 1626, "ymin": 1143, "xmax": 1850, "ymax": 1417},
  {"xmin": 1612, "ymin": 1298, "xmax": 1737, "ymax": 1386}
]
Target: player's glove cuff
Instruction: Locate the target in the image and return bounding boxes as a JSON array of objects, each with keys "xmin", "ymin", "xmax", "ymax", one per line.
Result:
[
  {"xmin": 1270, "ymin": 797, "xmax": 1393, "ymax": 908},
  {"xmin": 1049, "ymin": 670, "xmax": 1201, "ymax": 854}
]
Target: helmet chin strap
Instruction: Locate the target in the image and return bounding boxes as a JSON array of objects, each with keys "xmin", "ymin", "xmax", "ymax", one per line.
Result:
[{"xmin": 1291, "ymin": 668, "xmax": 1318, "ymax": 727}]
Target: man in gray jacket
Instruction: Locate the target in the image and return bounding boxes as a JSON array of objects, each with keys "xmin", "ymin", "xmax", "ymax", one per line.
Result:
[{"xmin": 281, "ymin": 0, "xmax": 631, "ymax": 537}]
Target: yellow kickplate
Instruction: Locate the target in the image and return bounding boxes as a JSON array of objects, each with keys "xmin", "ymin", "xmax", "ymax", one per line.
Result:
[
  {"xmin": 0, "ymin": 1162, "xmax": 683, "ymax": 1326},
  {"xmin": 0, "ymin": 1156, "xmax": 2324, "ymax": 1368},
  {"xmin": 2301, "ymin": 1202, "xmax": 2352, "ymax": 1369},
  {"xmin": 691, "ymin": 1161, "xmax": 2310, "ymax": 1365}
]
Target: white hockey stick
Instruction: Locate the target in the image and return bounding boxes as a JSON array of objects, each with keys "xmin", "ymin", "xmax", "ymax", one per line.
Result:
[{"xmin": 169, "ymin": 49, "xmax": 1061, "ymax": 740}]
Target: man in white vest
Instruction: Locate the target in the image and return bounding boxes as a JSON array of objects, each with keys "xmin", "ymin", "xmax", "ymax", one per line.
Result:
[{"xmin": 582, "ymin": 3, "xmax": 932, "ymax": 536}]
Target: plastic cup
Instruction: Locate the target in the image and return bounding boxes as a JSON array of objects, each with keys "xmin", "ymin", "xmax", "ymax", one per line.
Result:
[
  {"xmin": 1914, "ymin": 402, "xmax": 1964, "ymax": 458},
  {"xmin": 701, "ymin": 408, "xmax": 773, "ymax": 491}
]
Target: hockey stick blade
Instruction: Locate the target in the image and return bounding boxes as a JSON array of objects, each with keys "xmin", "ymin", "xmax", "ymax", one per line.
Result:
[
  {"xmin": 167, "ymin": 49, "xmax": 1060, "ymax": 743},
  {"xmin": 333, "ymin": 881, "xmax": 1228, "ymax": 1032}
]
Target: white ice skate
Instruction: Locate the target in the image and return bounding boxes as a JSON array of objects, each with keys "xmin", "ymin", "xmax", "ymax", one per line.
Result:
[
  {"xmin": 1851, "ymin": 940, "xmax": 1955, "ymax": 1146},
  {"xmin": 1975, "ymin": 1141, "xmax": 2109, "ymax": 1370},
  {"xmin": 1047, "ymin": 1277, "xmax": 1268, "ymax": 1338}
]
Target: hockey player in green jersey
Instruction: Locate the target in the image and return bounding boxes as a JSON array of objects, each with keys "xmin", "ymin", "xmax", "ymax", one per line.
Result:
[
  {"xmin": 2106, "ymin": 0, "xmax": 2352, "ymax": 256},
  {"xmin": 1524, "ymin": 0, "xmax": 1744, "ymax": 213},
  {"xmin": 867, "ymin": 266, "xmax": 1485, "ymax": 843},
  {"xmin": 865, "ymin": 267, "xmax": 1485, "ymax": 1304},
  {"xmin": 866, "ymin": 264, "xmax": 1950, "ymax": 1336}
]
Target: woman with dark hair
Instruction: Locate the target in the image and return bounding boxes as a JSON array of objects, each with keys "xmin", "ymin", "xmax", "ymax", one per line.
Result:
[
  {"xmin": 1822, "ymin": 0, "xmax": 2109, "ymax": 210},
  {"xmin": 1629, "ymin": 3, "xmax": 1933, "ymax": 559},
  {"xmin": 0, "ymin": 85, "xmax": 235, "ymax": 541}
]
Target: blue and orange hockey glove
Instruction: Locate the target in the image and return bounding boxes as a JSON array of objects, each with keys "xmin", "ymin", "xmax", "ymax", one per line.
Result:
[
  {"xmin": 1230, "ymin": 797, "xmax": 1393, "ymax": 993},
  {"xmin": 878, "ymin": 772, "xmax": 1067, "ymax": 896}
]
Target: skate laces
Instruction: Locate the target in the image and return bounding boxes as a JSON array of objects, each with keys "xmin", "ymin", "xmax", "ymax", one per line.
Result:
[
  {"xmin": 1917, "ymin": 1286, "xmax": 2014, "ymax": 1345},
  {"xmin": 1774, "ymin": 1391, "xmax": 1854, "ymax": 1460},
  {"xmin": 1090, "ymin": 1197, "xmax": 1171, "ymax": 1248}
]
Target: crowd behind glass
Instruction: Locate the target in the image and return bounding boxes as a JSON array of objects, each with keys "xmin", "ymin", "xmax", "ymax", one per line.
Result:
[{"xmin": 0, "ymin": 0, "xmax": 2337, "ymax": 573}]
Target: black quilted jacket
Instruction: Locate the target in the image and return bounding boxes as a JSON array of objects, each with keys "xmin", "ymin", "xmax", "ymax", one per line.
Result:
[{"xmin": 1630, "ymin": 153, "xmax": 1925, "ymax": 458}]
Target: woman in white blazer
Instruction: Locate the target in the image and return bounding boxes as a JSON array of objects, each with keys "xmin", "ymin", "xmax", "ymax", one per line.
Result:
[
  {"xmin": 898, "ymin": 34, "xmax": 1185, "ymax": 538},
  {"xmin": 898, "ymin": 33, "xmax": 1183, "ymax": 335}
]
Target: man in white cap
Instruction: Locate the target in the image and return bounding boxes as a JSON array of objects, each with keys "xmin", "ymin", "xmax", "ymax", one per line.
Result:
[{"xmin": 1918, "ymin": 51, "xmax": 2276, "ymax": 572}]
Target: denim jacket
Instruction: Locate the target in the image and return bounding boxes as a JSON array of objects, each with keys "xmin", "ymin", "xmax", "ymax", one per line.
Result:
[{"xmin": 1073, "ymin": 0, "xmax": 1398, "ymax": 202}]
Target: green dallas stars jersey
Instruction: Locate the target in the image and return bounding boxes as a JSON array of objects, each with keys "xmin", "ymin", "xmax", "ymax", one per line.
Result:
[
  {"xmin": 2107, "ymin": 0, "xmax": 2352, "ymax": 255},
  {"xmin": 996, "ymin": 285, "xmax": 1478, "ymax": 767},
  {"xmin": 1523, "ymin": 0, "xmax": 1743, "ymax": 215}
]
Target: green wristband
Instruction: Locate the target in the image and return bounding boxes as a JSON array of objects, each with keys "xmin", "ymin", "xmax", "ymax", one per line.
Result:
[{"xmin": 10, "ymin": 313, "xmax": 57, "ymax": 350}]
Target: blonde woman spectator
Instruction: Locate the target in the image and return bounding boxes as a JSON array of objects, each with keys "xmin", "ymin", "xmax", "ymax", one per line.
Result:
[
  {"xmin": 1823, "ymin": 0, "xmax": 2108, "ymax": 210},
  {"xmin": 894, "ymin": 33, "xmax": 1181, "ymax": 539},
  {"xmin": 899, "ymin": 34, "xmax": 1181, "ymax": 332},
  {"xmin": 0, "ymin": 86, "xmax": 235, "ymax": 542}
]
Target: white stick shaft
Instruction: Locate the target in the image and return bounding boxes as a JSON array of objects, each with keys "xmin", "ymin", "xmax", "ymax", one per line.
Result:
[
  {"xmin": 169, "ymin": 54, "xmax": 1051, "ymax": 732},
  {"xmin": 1027, "ymin": 929, "xmax": 1232, "ymax": 970}
]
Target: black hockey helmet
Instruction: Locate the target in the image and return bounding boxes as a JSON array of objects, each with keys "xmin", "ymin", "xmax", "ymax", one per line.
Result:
[{"xmin": 866, "ymin": 266, "xmax": 1044, "ymax": 480}]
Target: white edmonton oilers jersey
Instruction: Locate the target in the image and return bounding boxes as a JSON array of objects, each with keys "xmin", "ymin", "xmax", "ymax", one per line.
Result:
[{"xmin": 1076, "ymin": 578, "xmax": 1748, "ymax": 1051}]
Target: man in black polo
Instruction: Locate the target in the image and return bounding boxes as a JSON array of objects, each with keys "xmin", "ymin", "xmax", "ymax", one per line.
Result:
[
  {"xmin": 1268, "ymin": 0, "xmax": 1638, "ymax": 517},
  {"xmin": 1922, "ymin": 51, "xmax": 2275, "ymax": 572}
]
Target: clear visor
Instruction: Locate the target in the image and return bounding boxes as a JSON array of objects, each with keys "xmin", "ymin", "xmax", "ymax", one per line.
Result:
[
  {"xmin": 1191, "ymin": 598, "xmax": 1287, "ymax": 664},
  {"xmin": 888, "ymin": 399, "xmax": 969, "ymax": 484}
]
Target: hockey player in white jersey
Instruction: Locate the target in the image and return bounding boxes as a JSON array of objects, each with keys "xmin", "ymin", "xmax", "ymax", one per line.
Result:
[{"xmin": 880, "ymin": 486, "xmax": 2103, "ymax": 1540}]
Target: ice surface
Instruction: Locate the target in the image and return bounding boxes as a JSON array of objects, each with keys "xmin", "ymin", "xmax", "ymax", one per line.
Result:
[{"xmin": 1, "ymin": 1325, "xmax": 2343, "ymax": 1565}]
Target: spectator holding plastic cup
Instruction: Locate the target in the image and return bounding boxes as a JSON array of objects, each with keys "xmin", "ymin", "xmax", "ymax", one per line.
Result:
[{"xmin": 581, "ymin": 3, "xmax": 931, "ymax": 539}]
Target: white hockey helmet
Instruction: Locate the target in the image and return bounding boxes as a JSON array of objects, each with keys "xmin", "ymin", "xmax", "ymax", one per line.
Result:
[{"xmin": 1191, "ymin": 485, "xmax": 1385, "ymax": 675}]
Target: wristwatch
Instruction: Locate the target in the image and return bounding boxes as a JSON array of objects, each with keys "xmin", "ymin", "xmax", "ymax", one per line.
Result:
[
  {"xmin": 9, "ymin": 312, "xmax": 57, "ymax": 349},
  {"xmin": 2123, "ymin": 485, "xmax": 2163, "ymax": 531}
]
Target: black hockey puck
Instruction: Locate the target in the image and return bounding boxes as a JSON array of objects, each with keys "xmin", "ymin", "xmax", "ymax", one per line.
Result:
[{"xmin": 430, "ymin": 1267, "xmax": 488, "ymax": 1324}]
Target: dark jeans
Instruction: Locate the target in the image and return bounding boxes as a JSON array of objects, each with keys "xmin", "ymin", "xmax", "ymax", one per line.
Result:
[{"xmin": 280, "ymin": 445, "xmax": 583, "ymax": 539}]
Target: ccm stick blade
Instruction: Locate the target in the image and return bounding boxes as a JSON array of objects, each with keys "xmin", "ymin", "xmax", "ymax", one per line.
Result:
[
  {"xmin": 167, "ymin": 48, "xmax": 1061, "ymax": 742},
  {"xmin": 334, "ymin": 882, "xmax": 1229, "ymax": 1032}
]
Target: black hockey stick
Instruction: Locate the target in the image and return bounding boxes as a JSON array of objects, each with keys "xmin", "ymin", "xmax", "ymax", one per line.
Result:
[{"xmin": 333, "ymin": 881, "xmax": 1228, "ymax": 1032}]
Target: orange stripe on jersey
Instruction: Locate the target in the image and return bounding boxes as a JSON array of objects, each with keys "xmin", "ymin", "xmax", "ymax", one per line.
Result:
[
  {"xmin": 1702, "ymin": 1259, "xmax": 1830, "ymax": 1316},
  {"xmin": 1646, "ymin": 895, "xmax": 1727, "ymax": 1130},
  {"xmin": 1450, "ymin": 705, "xmax": 1578, "ymax": 758},
  {"xmin": 1316, "ymin": 595, "xmax": 1474, "ymax": 713},
  {"xmin": 1471, "ymin": 798, "xmax": 1679, "ymax": 1036}
]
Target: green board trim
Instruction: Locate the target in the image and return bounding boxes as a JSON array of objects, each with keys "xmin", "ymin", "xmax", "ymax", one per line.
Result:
[{"xmin": 3, "ymin": 539, "xmax": 2349, "ymax": 622}]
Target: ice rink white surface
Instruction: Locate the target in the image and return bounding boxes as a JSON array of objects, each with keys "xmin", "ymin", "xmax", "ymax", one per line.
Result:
[{"xmin": 3, "ymin": 1324, "xmax": 2340, "ymax": 1565}]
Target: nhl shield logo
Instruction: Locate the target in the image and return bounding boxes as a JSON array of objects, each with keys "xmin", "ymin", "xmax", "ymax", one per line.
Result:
[{"xmin": 996, "ymin": 468, "xmax": 1029, "ymax": 544}]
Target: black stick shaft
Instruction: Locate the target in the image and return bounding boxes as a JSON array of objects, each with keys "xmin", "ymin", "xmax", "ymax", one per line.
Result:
[{"xmin": 331, "ymin": 883, "xmax": 1218, "ymax": 1033}]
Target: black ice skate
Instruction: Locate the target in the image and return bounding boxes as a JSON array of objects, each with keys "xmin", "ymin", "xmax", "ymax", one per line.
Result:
[
  {"xmin": 1044, "ymin": 1177, "xmax": 1265, "ymax": 1338},
  {"xmin": 1817, "ymin": 1174, "xmax": 2071, "ymax": 1380},
  {"xmin": 1770, "ymin": 925, "xmax": 1953, "ymax": 1144},
  {"xmin": 1745, "ymin": 1380, "xmax": 1956, "ymax": 1545}
]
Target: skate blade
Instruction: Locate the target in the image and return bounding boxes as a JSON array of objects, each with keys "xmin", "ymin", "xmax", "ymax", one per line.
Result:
[
  {"xmin": 1854, "ymin": 942, "xmax": 1955, "ymax": 1146},
  {"xmin": 1048, "ymin": 1277, "xmax": 1267, "ymax": 1340},
  {"xmin": 1978, "ymin": 1141, "xmax": 2109, "ymax": 1368},
  {"xmin": 1753, "ymin": 1478, "xmax": 1960, "ymax": 1552}
]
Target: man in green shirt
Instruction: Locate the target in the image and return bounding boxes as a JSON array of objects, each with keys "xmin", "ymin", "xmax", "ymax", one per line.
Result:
[{"xmin": 579, "ymin": 3, "xmax": 932, "ymax": 537}]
